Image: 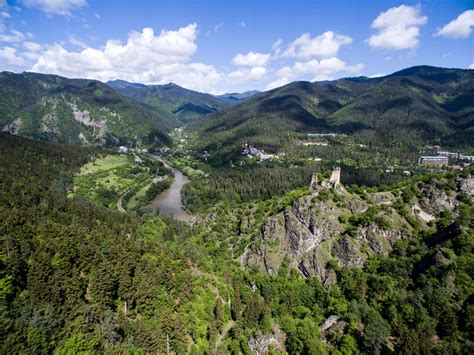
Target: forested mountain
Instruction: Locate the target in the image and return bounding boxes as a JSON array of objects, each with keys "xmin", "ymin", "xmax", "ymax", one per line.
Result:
[
  {"xmin": 0, "ymin": 72, "xmax": 172, "ymax": 146},
  {"xmin": 107, "ymin": 80, "xmax": 230, "ymax": 123},
  {"xmin": 196, "ymin": 66, "xmax": 474, "ymax": 153}
]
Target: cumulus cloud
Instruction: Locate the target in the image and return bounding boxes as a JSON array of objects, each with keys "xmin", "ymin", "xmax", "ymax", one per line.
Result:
[
  {"xmin": 228, "ymin": 66, "xmax": 266, "ymax": 81},
  {"xmin": 0, "ymin": 46, "xmax": 26, "ymax": 66},
  {"xmin": 0, "ymin": 28, "xmax": 25, "ymax": 42},
  {"xmin": 267, "ymin": 57, "xmax": 364, "ymax": 90},
  {"xmin": 232, "ymin": 51, "xmax": 270, "ymax": 67},
  {"xmin": 469, "ymin": 63, "xmax": 474, "ymax": 69},
  {"xmin": 369, "ymin": 72, "xmax": 385, "ymax": 78},
  {"xmin": 31, "ymin": 24, "xmax": 198, "ymax": 79},
  {"xmin": 10, "ymin": 23, "xmax": 231, "ymax": 93},
  {"xmin": 435, "ymin": 10, "xmax": 474, "ymax": 39},
  {"xmin": 23, "ymin": 40, "xmax": 41, "ymax": 51},
  {"xmin": 22, "ymin": 0, "xmax": 86, "ymax": 16},
  {"xmin": 367, "ymin": 4, "xmax": 427, "ymax": 50},
  {"xmin": 283, "ymin": 31, "xmax": 352, "ymax": 59}
]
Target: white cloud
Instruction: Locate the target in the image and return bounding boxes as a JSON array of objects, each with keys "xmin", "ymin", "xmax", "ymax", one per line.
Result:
[
  {"xmin": 240, "ymin": 21, "xmax": 246, "ymax": 28},
  {"xmin": 0, "ymin": 29, "xmax": 25, "ymax": 43},
  {"xmin": 94, "ymin": 13, "xmax": 100, "ymax": 19},
  {"xmin": 272, "ymin": 38, "xmax": 283, "ymax": 55},
  {"xmin": 367, "ymin": 4, "xmax": 427, "ymax": 50},
  {"xmin": 469, "ymin": 63, "xmax": 474, "ymax": 69},
  {"xmin": 1, "ymin": 10, "xmax": 10, "ymax": 18},
  {"xmin": 68, "ymin": 35, "xmax": 87, "ymax": 49},
  {"xmin": 228, "ymin": 66, "xmax": 266, "ymax": 81},
  {"xmin": 0, "ymin": 46, "xmax": 26, "ymax": 66},
  {"xmin": 23, "ymin": 40, "xmax": 42, "ymax": 51},
  {"xmin": 32, "ymin": 24, "xmax": 198, "ymax": 77},
  {"xmin": 22, "ymin": 0, "xmax": 86, "ymax": 16},
  {"xmin": 232, "ymin": 51, "xmax": 270, "ymax": 67},
  {"xmin": 266, "ymin": 77, "xmax": 290, "ymax": 90},
  {"xmin": 369, "ymin": 72, "xmax": 385, "ymax": 78},
  {"xmin": 267, "ymin": 56, "xmax": 364, "ymax": 90},
  {"xmin": 283, "ymin": 31, "xmax": 352, "ymax": 59},
  {"xmin": 435, "ymin": 10, "xmax": 474, "ymax": 39},
  {"xmin": 1, "ymin": 23, "xmax": 272, "ymax": 93},
  {"xmin": 19, "ymin": 24, "xmax": 232, "ymax": 93}
]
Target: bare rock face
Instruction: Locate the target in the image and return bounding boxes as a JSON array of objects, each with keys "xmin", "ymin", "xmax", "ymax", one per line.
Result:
[
  {"xmin": 242, "ymin": 186, "xmax": 410, "ymax": 284},
  {"xmin": 320, "ymin": 315, "xmax": 348, "ymax": 342},
  {"xmin": 419, "ymin": 179, "xmax": 458, "ymax": 215},
  {"xmin": 457, "ymin": 175, "xmax": 474, "ymax": 196},
  {"xmin": 248, "ymin": 324, "xmax": 286, "ymax": 355},
  {"xmin": 2, "ymin": 117, "xmax": 22, "ymax": 135},
  {"xmin": 242, "ymin": 173, "xmax": 465, "ymax": 283}
]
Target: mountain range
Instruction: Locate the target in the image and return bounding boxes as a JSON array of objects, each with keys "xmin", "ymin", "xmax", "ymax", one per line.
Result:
[
  {"xmin": 197, "ymin": 66, "xmax": 474, "ymax": 154},
  {"xmin": 107, "ymin": 80, "xmax": 259, "ymax": 123},
  {"xmin": 1, "ymin": 66, "xmax": 472, "ymax": 150}
]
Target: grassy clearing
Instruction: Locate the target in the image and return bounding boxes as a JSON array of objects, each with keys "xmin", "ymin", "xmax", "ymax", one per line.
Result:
[
  {"xmin": 79, "ymin": 154, "xmax": 129, "ymax": 175},
  {"xmin": 72, "ymin": 153, "xmax": 171, "ymax": 211}
]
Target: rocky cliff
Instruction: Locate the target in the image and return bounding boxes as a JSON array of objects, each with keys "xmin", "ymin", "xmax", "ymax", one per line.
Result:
[{"xmin": 242, "ymin": 171, "xmax": 471, "ymax": 284}]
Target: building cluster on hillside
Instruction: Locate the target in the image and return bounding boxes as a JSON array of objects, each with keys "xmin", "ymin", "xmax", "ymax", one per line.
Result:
[{"xmin": 242, "ymin": 144, "xmax": 276, "ymax": 160}]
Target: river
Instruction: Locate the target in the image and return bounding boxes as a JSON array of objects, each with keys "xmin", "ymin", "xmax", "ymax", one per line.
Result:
[{"xmin": 149, "ymin": 158, "xmax": 193, "ymax": 222}]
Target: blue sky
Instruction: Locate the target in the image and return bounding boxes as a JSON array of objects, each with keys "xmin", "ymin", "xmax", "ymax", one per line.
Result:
[{"xmin": 0, "ymin": 0, "xmax": 472, "ymax": 93}]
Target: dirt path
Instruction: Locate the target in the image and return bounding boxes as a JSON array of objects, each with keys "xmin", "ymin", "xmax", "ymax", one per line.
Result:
[
  {"xmin": 117, "ymin": 194, "xmax": 126, "ymax": 213},
  {"xmin": 215, "ymin": 320, "xmax": 235, "ymax": 350}
]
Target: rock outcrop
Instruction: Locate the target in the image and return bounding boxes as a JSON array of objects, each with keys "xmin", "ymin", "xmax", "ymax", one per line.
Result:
[
  {"xmin": 248, "ymin": 324, "xmax": 286, "ymax": 355},
  {"xmin": 242, "ymin": 173, "xmax": 462, "ymax": 283}
]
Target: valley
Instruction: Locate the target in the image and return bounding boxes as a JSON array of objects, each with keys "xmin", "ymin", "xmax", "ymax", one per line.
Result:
[{"xmin": 1, "ymin": 65, "xmax": 473, "ymax": 354}]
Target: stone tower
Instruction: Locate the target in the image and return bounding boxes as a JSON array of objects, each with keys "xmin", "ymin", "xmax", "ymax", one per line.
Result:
[
  {"xmin": 329, "ymin": 167, "xmax": 341, "ymax": 188},
  {"xmin": 310, "ymin": 173, "xmax": 318, "ymax": 190}
]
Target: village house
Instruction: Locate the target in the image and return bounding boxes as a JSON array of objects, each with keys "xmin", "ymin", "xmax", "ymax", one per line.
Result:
[{"xmin": 459, "ymin": 154, "xmax": 474, "ymax": 162}]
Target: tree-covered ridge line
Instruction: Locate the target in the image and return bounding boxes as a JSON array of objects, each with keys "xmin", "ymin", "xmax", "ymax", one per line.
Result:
[
  {"xmin": 107, "ymin": 80, "xmax": 232, "ymax": 124},
  {"xmin": 194, "ymin": 66, "xmax": 474, "ymax": 158},
  {"xmin": 0, "ymin": 71, "xmax": 172, "ymax": 147}
]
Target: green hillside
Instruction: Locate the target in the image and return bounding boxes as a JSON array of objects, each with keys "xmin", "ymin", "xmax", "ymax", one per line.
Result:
[
  {"xmin": 0, "ymin": 72, "xmax": 172, "ymax": 146},
  {"xmin": 107, "ymin": 80, "xmax": 230, "ymax": 123},
  {"xmin": 195, "ymin": 66, "xmax": 473, "ymax": 155}
]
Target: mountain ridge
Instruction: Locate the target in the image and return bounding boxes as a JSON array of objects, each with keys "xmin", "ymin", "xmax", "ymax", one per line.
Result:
[
  {"xmin": 0, "ymin": 71, "xmax": 172, "ymax": 146},
  {"xmin": 107, "ymin": 80, "xmax": 230, "ymax": 123},
  {"xmin": 195, "ymin": 65, "xmax": 474, "ymax": 156}
]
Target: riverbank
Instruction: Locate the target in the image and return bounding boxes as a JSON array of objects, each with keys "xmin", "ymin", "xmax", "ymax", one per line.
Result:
[{"xmin": 148, "ymin": 155, "xmax": 194, "ymax": 222}]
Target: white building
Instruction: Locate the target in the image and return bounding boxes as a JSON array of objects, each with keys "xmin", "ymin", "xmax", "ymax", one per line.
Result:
[{"xmin": 459, "ymin": 154, "xmax": 474, "ymax": 162}]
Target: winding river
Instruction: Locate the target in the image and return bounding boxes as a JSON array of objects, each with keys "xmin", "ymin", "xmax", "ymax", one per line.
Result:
[{"xmin": 149, "ymin": 158, "xmax": 193, "ymax": 222}]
